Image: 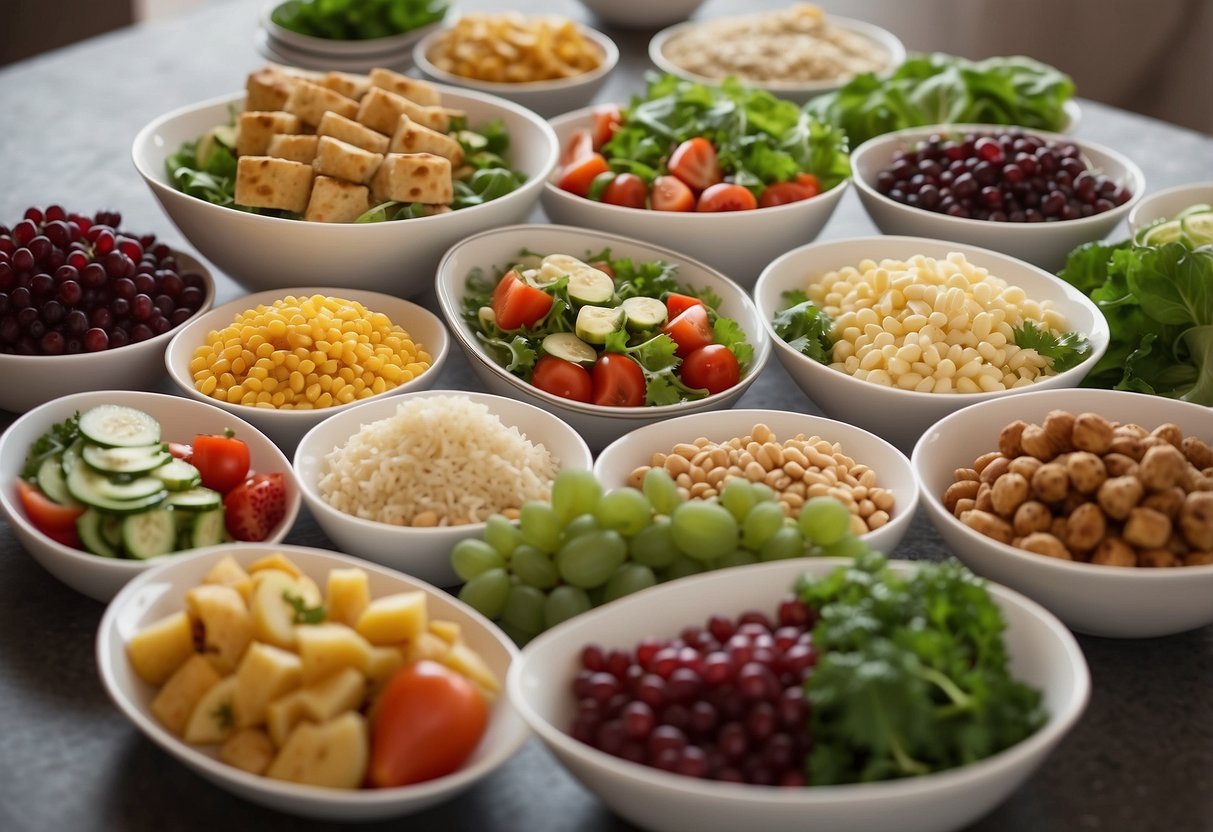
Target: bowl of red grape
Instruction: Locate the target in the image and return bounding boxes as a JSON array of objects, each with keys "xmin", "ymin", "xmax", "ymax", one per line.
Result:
[
  {"xmin": 850, "ymin": 125, "xmax": 1144, "ymax": 270},
  {"xmin": 0, "ymin": 206, "xmax": 214, "ymax": 413}
]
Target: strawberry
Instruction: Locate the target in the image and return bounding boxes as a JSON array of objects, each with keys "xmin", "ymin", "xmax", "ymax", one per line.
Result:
[{"xmin": 223, "ymin": 473, "xmax": 287, "ymax": 542}]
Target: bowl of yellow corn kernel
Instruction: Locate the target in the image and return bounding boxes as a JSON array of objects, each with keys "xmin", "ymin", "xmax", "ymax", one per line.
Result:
[{"xmin": 164, "ymin": 288, "xmax": 450, "ymax": 452}]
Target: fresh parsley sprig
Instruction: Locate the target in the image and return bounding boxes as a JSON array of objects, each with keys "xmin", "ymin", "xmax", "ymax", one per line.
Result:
[
  {"xmin": 21, "ymin": 413, "xmax": 81, "ymax": 481},
  {"xmin": 1012, "ymin": 320, "xmax": 1091, "ymax": 373},
  {"xmin": 772, "ymin": 290, "xmax": 834, "ymax": 364}
]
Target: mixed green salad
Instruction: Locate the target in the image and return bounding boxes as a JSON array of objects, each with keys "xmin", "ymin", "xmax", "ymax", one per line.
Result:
[{"xmin": 270, "ymin": 0, "xmax": 447, "ymax": 41}]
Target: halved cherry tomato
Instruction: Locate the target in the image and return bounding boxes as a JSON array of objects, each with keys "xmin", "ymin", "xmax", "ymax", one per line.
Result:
[
  {"xmin": 795, "ymin": 172, "xmax": 823, "ymax": 196},
  {"xmin": 191, "ymin": 432, "xmax": 250, "ymax": 494},
  {"xmin": 697, "ymin": 183, "xmax": 758, "ymax": 212},
  {"xmin": 561, "ymin": 129, "xmax": 595, "ymax": 166},
  {"xmin": 758, "ymin": 181, "xmax": 816, "ymax": 208},
  {"xmin": 491, "ymin": 271, "xmax": 554, "ymax": 331},
  {"xmin": 601, "ymin": 173, "xmax": 648, "ymax": 209},
  {"xmin": 531, "ymin": 355, "xmax": 592, "ymax": 403},
  {"xmin": 17, "ymin": 480, "xmax": 85, "ymax": 533},
  {"xmin": 168, "ymin": 441, "xmax": 192, "ymax": 460},
  {"xmin": 557, "ymin": 152, "xmax": 610, "ymax": 198},
  {"xmin": 369, "ymin": 660, "xmax": 488, "ymax": 788},
  {"xmin": 664, "ymin": 292, "xmax": 704, "ymax": 319},
  {"xmin": 223, "ymin": 473, "xmax": 287, "ymax": 542},
  {"xmin": 591, "ymin": 353, "xmax": 646, "ymax": 407},
  {"xmin": 590, "ymin": 104, "xmax": 623, "ymax": 150},
  {"xmin": 668, "ymin": 137, "xmax": 723, "ymax": 191},
  {"xmin": 680, "ymin": 344, "xmax": 741, "ymax": 394},
  {"xmin": 663, "ymin": 303, "xmax": 714, "ymax": 358},
  {"xmin": 650, "ymin": 175, "xmax": 695, "ymax": 212}
]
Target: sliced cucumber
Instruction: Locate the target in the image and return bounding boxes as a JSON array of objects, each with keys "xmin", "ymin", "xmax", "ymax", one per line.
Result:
[
  {"xmin": 1180, "ymin": 210, "xmax": 1213, "ymax": 244},
  {"xmin": 1177, "ymin": 202, "xmax": 1213, "ymax": 219},
  {"xmin": 60, "ymin": 439, "xmax": 84, "ymax": 476},
  {"xmin": 154, "ymin": 459, "xmax": 202, "ymax": 491},
  {"xmin": 542, "ymin": 332, "xmax": 597, "ymax": 365},
  {"xmin": 1136, "ymin": 219, "xmax": 1183, "ymax": 246},
  {"xmin": 122, "ymin": 509, "xmax": 177, "ymax": 559},
  {"xmin": 66, "ymin": 465, "xmax": 167, "ymax": 513},
  {"xmin": 621, "ymin": 296, "xmax": 668, "ymax": 332},
  {"xmin": 100, "ymin": 514, "xmax": 125, "ymax": 549},
  {"xmin": 190, "ymin": 509, "xmax": 227, "ymax": 549},
  {"xmin": 477, "ymin": 305, "xmax": 497, "ymax": 331},
  {"xmin": 77, "ymin": 509, "xmax": 120, "ymax": 558},
  {"xmin": 575, "ymin": 305, "xmax": 626, "ymax": 345},
  {"xmin": 164, "ymin": 487, "xmax": 223, "ymax": 511},
  {"xmin": 540, "ymin": 254, "xmax": 614, "ymax": 305},
  {"xmin": 83, "ymin": 443, "xmax": 170, "ymax": 475},
  {"xmin": 36, "ymin": 456, "xmax": 75, "ymax": 506},
  {"xmin": 197, "ymin": 124, "xmax": 237, "ymax": 168},
  {"xmin": 78, "ymin": 405, "xmax": 161, "ymax": 448}
]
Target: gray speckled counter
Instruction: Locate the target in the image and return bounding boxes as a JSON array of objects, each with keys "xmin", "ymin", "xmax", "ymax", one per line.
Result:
[{"xmin": 1, "ymin": 2, "xmax": 1211, "ymax": 830}]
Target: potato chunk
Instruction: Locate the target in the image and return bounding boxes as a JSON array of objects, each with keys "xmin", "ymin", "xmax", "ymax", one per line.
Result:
[
  {"xmin": 184, "ymin": 674, "xmax": 238, "ymax": 744},
  {"xmin": 186, "ymin": 584, "xmax": 253, "ymax": 673},
  {"xmin": 295, "ymin": 623, "xmax": 373, "ymax": 685},
  {"xmin": 266, "ymin": 712, "xmax": 368, "ymax": 789},
  {"xmin": 233, "ymin": 642, "xmax": 303, "ymax": 728},
  {"xmin": 355, "ymin": 590, "xmax": 428, "ymax": 645},
  {"xmin": 202, "ymin": 555, "xmax": 254, "ymax": 605},
  {"xmin": 325, "ymin": 567, "xmax": 371, "ymax": 627},
  {"xmin": 221, "ymin": 728, "xmax": 276, "ymax": 775},
  {"xmin": 127, "ymin": 610, "xmax": 195, "ymax": 685},
  {"xmin": 152, "ymin": 654, "xmax": 223, "ymax": 736}
]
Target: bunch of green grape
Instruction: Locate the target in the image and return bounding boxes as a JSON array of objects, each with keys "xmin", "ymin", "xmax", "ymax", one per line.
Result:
[{"xmin": 452, "ymin": 467, "xmax": 870, "ymax": 644}]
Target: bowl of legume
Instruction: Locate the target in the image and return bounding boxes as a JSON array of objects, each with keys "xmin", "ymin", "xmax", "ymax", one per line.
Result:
[{"xmin": 753, "ymin": 236, "xmax": 1109, "ymax": 453}]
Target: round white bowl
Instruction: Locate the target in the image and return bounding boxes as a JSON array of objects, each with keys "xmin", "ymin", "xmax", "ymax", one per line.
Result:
[
  {"xmin": 508, "ymin": 557, "xmax": 1089, "ymax": 832},
  {"xmin": 262, "ymin": 0, "xmax": 446, "ymax": 59},
  {"xmin": 413, "ymin": 21, "xmax": 619, "ymax": 119},
  {"xmin": 96, "ymin": 543, "xmax": 528, "ymax": 821},
  {"xmin": 164, "ymin": 287, "xmax": 449, "ymax": 454},
  {"xmin": 434, "ymin": 224, "xmax": 772, "ymax": 452},
  {"xmin": 851, "ymin": 124, "xmax": 1145, "ymax": 271},
  {"xmin": 0, "ymin": 251, "xmax": 214, "ymax": 414},
  {"xmin": 576, "ymin": 0, "xmax": 705, "ymax": 30},
  {"xmin": 649, "ymin": 15, "xmax": 906, "ymax": 104},
  {"xmin": 593, "ymin": 408, "xmax": 918, "ymax": 555},
  {"xmin": 913, "ymin": 387, "xmax": 1213, "ymax": 638},
  {"xmin": 1127, "ymin": 181, "xmax": 1213, "ymax": 234},
  {"xmin": 132, "ymin": 87, "xmax": 558, "ymax": 295},
  {"xmin": 541, "ymin": 107, "xmax": 849, "ymax": 289},
  {"xmin": 0, "ymin": 391, "xmax": 300, "ymax": 602},
  {"xmin": 294, "ymin": 389, "xmax": 594, "ymax": 587},
  {"xmin": 255, "ymin": 29, "xmax": 417, "ymax": 74},
  {"xmin": 752, "ymin": 235, "xmax": 1110, "ymax": 453}
]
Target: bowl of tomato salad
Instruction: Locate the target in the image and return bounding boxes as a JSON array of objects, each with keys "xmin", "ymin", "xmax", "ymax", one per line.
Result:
[
  {"xmin": 435, "ymin": 224, "xmax": 771, "ymax": 451},
  {"xmin": 541, "ymin": 74, "xmax": 852, "ymax": 289}
]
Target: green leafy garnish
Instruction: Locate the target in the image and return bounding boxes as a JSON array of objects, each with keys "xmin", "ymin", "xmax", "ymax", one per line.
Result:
[
  {"xmin": 1012, "ymin": 320, "xmax": 1091, "ymax": 373},
  {"xmin": 604, "ymin": 333, "xmax": 707, "ymax": 406},
  {"xmin": 477, "ymin": 333, "xmax": 538, "ymax": 376},
  {"xmin": 211, "ymin": 703, "xmax": 234, "ymax": 731},
  {"xmin": 283, "ymin": 590, "xmax": 326, "ymax": 625},
  {"xmin": 22, "ymin": 412, "xmax": 81, "ymax": 481},
  {"xmin": 270, "ymin": 0, "xmax": 447, "ymax": 40},
  {"xmin": 772, "ymin": 290, "xmax": 834, "ymax": 364}
]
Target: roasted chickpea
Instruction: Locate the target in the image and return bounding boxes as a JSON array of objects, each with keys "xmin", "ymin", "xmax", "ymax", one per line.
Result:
[
  {"xmin": 1090, "ymin": 536, "xmax": 1137, "ymax": 567},
  {"xmin": 1065, "ymin": 452, "xmax": 1107, "ymax": 495},
  {"xmin": 1008, "ymin": 456, "xmax": 1044, "ymax": 480},
  {"xmin": 1109, "ymin": 434, "xmax": 1147, "ymax": 461},
  {"xmin": 1018, "ymin": 532, "xmax": 1072, "ymax": 560},
  {"xmin": 1031, "ymin": 463, "xmax": 1070, "ymax": 504},
  {"xmin": 1184, "ymin": 551, "xmax": 1213, "ymax": 566},
  {"xmin": 1012, "ymin": 500, "xmax": 1053, "ymax": 536},
  {"xmin": 953, "ymin": 467, "xmax": 980, "ymax": 482},
  {"xmin": 1102, "ymin": 453, "xmax": 1140, "ymax": 479},
  {"xmin": 1142, "ymin": 486, "xmax": 1186, "ymax": 520},
  {"xmin": 1139, "ymin": 443, "xmax": 1187, "ymax": 492},
  {"xmin": 1180, "ymin": 491, "xmax": 1213, "ymax": 551},
  {"xmin": 960, "ymin": 509, "xmax": 1014, "ymax": 544},
  {"xmin": 979, "ymin": 455, "xmax": 1012, "ymax": 485},
  {"xmin": 1138, "ymin": 548, "xmax": 1181, "ymax": 568},
  {"xmin": 973, "ymin": 451, "xmax": 1005, "ymax": 474},
  {"xmin": 1151, "ymin": 423, "xmax": 1184, "ymax": 448},
  {"xmin": 1071, "ymin": 412, "xmax": 1115, "ymax": 454},
  {"xmin": 1064, "ymin": 502, "xmax": 1106, "ymax": 553},
  {"xmin": 991, "ymin": 472, "xmax": 1030, "ymax": 517},
  {"xmin": 1020, "ymin": 423, "xmax": 1061, "ymax": 460},
  {"xmin": 1181, "ymin": 436, "xmax": 1213, "ymax": 470},
  {"xmin": 1042, "ymin": 410, "xmax": 1076, "ymax": 453},
  {"xmin": 944, "ymin": 479, "xmax": 981, "ymax": 514},
  {"xmin": 1123, "ymin": 506, "xmax": 1172, "ymax": 549},
  {"xmin": 1097, "ymin": 475, "xmax": 1144, "ymax": 521},
  {"xmin": 998, "ymin": 420, "xmax": 1027, "ymax": 459}
]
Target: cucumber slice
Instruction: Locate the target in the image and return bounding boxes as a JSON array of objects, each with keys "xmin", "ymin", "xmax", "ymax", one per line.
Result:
[
  {"xmin": 1180, "ymin": 210, "xmax": 1213, "ymax": 244},
  {"xmin": 477, "ymin": 305, "xmax": 497, "ymax": 330},
  {"xmin": 575, "ymin": 305, "xmax": 626, "ymax": 345},
  {"xmin": 621, "ymin": 296, "xmax": 668, "ymax": 332},
  {"xmin": 190, "ymin": 509, "xmax": 227, "ymax": 549},
  {"xmin": 1176, "ymin": 202, "xmax": 1213, "ymax": 219},
  {"xmin": 60, "ymin": 439, "xmax": 84, "ymax": 476},
  {"xmin": 540, "ymin": 254, "xmax": 614, "ymax": 305},
  {"xmin": 164, "ymin": 487, "xmax": 223, "ymax": 511},
  {"xmin": 196, "ymin": 124, "xmax": 236, "ymax": 168},
  {"xmin": 36, "ymin": 456, "xmax": 76, "ymax": 506},
  {"xmin": 153, "ymin": 459, "xmax": 202, "ymax": 491},
  {"xmin": 77, "ymin": 509, "xmax": 120, "ymax": 558},
  {"xmin": 82, "ymin": 443, "xmax": 170, "ymax": 475},
  {"xmin": 1137, "ymin": 219, "xmax": 1184, "ymax": 246},
  {"xmin": 122, "ymin": 509, "xmax": 177, "ymax": 559},
  {"xmin": 542, "ymin": 332, "xmax": 597, "ymax": 365},
  {"xmin": 78, "ymin": 405, "xmax": 161, "ymax": 448},
  {"xmin": 66, "ymin": 465, "xmax": 167, "ymax": 513},
  {"xmin": 100, "ymin": 514, "xmax": 125, "ymax": 549}
]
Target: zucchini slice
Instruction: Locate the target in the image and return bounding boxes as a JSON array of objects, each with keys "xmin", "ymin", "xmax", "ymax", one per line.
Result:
[
  {"xmin": 540, "ymin": 254, "xmax": 614, "ymax": 305},
  {"xmin": 78, "ymin": 405, "xmax": 161, "ymax": 448},
  {"xmin": 122, "ymin": 509, "xmax": 177, "ymax": 559},
  {"xmin": 77, "ymin": 509, "xmax": 120, "ymax": 558},
  {"xmin": 36, "ymin": 456, "xmax": 75, "ymax": 506},
  {"xmin": 575, "ymin": 305, "xmax": 626, "ymax": 345},
  {"xmin": 621, "ymin": 296, "xmax": 668, "ymax": 332},
  {"xmin": 164, "ymin": 487, "xmax": 223, "ymax": 512},
  {"xmin": 66, "ymin": 465, "xmax": 167, "ymax": 513},
  {"xmin": 542, "ymin": 332, "xmax": 598, "ymax": 365},
  {"xmin": 153, "ymin": 459, "xmax": 202, "ymax": 492}
]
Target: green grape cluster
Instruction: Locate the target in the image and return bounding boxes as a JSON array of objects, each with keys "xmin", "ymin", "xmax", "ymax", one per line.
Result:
[{"xmin": 453, "ymin": 467, "xmax": 869, "ymax": 644}]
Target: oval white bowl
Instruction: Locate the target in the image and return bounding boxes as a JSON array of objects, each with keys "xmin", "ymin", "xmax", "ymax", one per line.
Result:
[
  {"xmin": 575, "ymin": 0, "xmax": 706, "ymax": 30},
  {"xmin": 261, "ymin": 1, "xmax": 446, "ymax": 59}
]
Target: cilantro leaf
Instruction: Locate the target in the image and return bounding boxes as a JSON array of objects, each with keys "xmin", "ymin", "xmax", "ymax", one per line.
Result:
[
  {"xmin": 283, "ymin": 590, "xmax": 326, "ymax": 625},
  {"xmin": 22, "ymin": 412, "xmax": 81, "ymax": 481},
  {"xmin": 772, "ymin": 292, "xmax": 834, "ymax": 364},
  {"xmin": 712, "ymin": 316, "xmax": 753, "ymax": 370},
  {"xmin": 477, "ymin": 333, "xmax": 537, "ymax": 375},
  {"xmin": 1012, "ymin": 320, "xmax": 1091, "ymax": 373}
]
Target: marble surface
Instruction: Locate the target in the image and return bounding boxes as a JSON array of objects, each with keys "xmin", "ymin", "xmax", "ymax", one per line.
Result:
[{"xmin": 1, "ymin": 1, "xmax": 1211, "ymax": 830}]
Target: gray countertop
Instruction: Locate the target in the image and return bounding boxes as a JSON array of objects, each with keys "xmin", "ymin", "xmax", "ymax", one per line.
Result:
[{"xmin": 1, "ymin": 2, "xmax": 1211, "ymax": 830}]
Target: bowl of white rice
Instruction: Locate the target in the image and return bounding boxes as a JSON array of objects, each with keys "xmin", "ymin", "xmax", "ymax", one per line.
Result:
[{"xmin": 293, "ymin": 389, "xmax": 593, "ymax": 586}]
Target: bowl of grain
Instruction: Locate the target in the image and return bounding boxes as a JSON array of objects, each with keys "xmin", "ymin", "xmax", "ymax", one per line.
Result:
[{"xmin": 294, "ymin": 390, "xmax": 594, "ymax": 587}]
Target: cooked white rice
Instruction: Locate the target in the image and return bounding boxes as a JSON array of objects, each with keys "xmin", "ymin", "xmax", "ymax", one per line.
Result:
[{"xmin": 317, "ymin": 395, "xmax": 560, "ymax": 526}]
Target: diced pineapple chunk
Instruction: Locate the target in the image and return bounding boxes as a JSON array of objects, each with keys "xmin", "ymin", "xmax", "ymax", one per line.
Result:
[
  {"xmin": 295, "ymin": 623, "xmax": 372, "ymax": 685},
  {"xmin": 355, "ymin": 591, "xmax": 427, "ymax": 645},
  {"xmin": 186, "ymin": 584, "xmax": 253, "ymax": 673},
  {"xmin": 151, "ymin": 654, "xmax": 223, "ymax": 736},
  {"xmin": 184, "ymin": 675, "xmax": 238, "ymax": 744},
  {"xmin": 266, "ymin": 712, "xmax": 368, "ymax": 789},
  {"xmin": 127, "ymin": 610, "xmax": 196, "ymax": 686},
  {"xmin": 233, "ymin": 642, "xmax": 303, "ymax": 728},
  {"xmin": 325, "ymin": 567, "xmax": 370, "ymax": 628},
  {"xmin": 220, "ymin": 728, "xmax": 276, "ymax": 775}
]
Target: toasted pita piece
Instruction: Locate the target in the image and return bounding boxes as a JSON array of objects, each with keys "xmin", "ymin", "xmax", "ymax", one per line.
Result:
[
  {"xmin": 267, "ymin": 134, "xmax": 320, "ymax": 164},
  {"xmin": 304, "ymin": 176, "xmax": 371, "ymax": 223},
  {"xmin": 312, "ymin": 136, "xmax": 384, "ymax": 185},
  {"xmin": 368, "ymin": 67, "xmax": 440, "ymax": 107},
  {"xmin": 388, "ymin": 115, "xmax": 463, "ymax": 166},
  {"xmin": 284, "ymin": 80, "xmax": 359, "ymax": 127},
  {"xmin": 370, "ymin": 152, "xmax": 453, "ymax": 205},
  {"xmin": 235, "ymin": 156, "xmax": 315, "ymax": 213},
  {"xmin": 236, "ymin": 111, "xmax": 303, "ymax": 158},
  {"xmin": 246, "ymin": 65, "xmax": 299, "ymax": 112},
  {"xmin": 357, "ymin": 87, "xmax": 450, "ymax": 135},
  {"xmin": 320, "ymin": 70, "xmax": 371, "ymax": 101},
  {"xmin": 318, "ymin": 111, "xmax": 390, "ymax": 155}
]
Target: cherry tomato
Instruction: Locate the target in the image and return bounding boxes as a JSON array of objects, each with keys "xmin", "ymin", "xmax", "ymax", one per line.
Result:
[
  {"xmin": 591, "ymin": 353, "xmax": 646, "ymax": 407},
  {"xmin": 561, "ymin": 129, "xmax": 595, "ymax": 166},
  {"xmin": 680, "ymin": 344, "xmax": 741, "ymax": 394},
  {"xmin": 491, "ymin": 270, "xmax": 554, "ymax": 330},
  {"xmin": 167, "ymin": 442, "xmax": 192, "ymax": 460},
  {"xmin": 668, "ymin": 137, "xmax": 723, "ymax": 191},
  {"xmin": 190, "ymin": 432, "xmax": 250, "ymax": 494},
  {"xmin": 758, "ymin": 181, "xmax": 817, "ymax": 208},
  {"xmin": 662, "ymin": 303, "xmax": 714, "ymax": 358},
  {"xmin": 601, "ymin": 173, "xmax": 648, "ymax": 209},
  {"xmin": 650, "ymin": 175, "xmax": 695, "ymax": 212},
  {"xmin": 17, "ymin": 480, "xmax": 85, "ymax": 533},
  {"xmin": 664, "ymin": 292, "xmax": 704, "ymax": 319},
  {"xmin": 795, "ymin": 172, "xmax": 823, "ymax": 196},
  {"xmin": 557, "ymin": 152, "xmax": 610, "ymax": 198},
  {"xmin": 223, "ymin": 473, "xmax": 287, "ymax": 542},
  {"xmin": 369, "ymin": 660, "xmax": 489, "ymax": 788},
  {"xmin": 697, "ymin": 183, "xmax": 758, "ymax": 212},
  {"xmin": 590, "ymin": 104, "xmax": 623, "ymax": 150},
  {"xmin": 531, "ymin": 355, "xmax": 593, "ymax": 403}
]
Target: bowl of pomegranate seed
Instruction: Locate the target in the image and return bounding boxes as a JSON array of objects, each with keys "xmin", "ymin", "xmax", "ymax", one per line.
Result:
[
  {"xmin": 0, "ymin": 206, "xmax": 215, "ymax": 413},
  {"xmin": 850, "ymin": 125, "xmax": 1144, "ymax": 271}
]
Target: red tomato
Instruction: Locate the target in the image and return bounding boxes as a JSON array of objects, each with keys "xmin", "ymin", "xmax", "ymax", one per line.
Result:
[
  {"xmin": 665, "ymin": 292, "xmax": 704, "ymax": 319},
  {"xmin": 680, "ymin": 344, "xmax": 741, "ymax": 394},
  {"xmin": 662, "ymin": 304, "xmax": 714, "ymax": 358},
  {"xmin": 668, "ymin": 137, "xmax": 723, "ymax": 191},
  {"xmin": 531, "ymin": 355, "xmax": 593, "ymax": 403},
  {"xmin": 190, "ymin": 433, "xmax": 250, "ymax": 494},
  {"xmin": 591, "ymin": 354, "xmax": 646, "ymax": 407},
  {"xmin": 17, "ymin": 480, "xmax": 85, "ymax": 533},
  {"xmin": 697, "ymin": 183, "xmax": 758, "ymax": 212},
  {"xmin": 601, "ymin": 173, "xmax": 648, "ymax": 209},
  {"xmin": 369, "ymin": 660, "xmax": 489, "ymax": 788},
  {"xmin": 491, "ymin": 270, "xmax": 553, "ymax": 331},
  {"xmin": 561, "ymin": 129, "xmax": 595, "ymax": 166},
  {"xmin": 650, "ymin": 175, "xmax": 695, "ymax": 212},
  {"xmin": 557, "ymin": 153, "xmax": 610, "ymax": 198},
  {"xmin": 590, "ymin": 104, "xmax": 623, "ymax": 150},
  {"xmin": 45, "ymin": 526, "xmax": 82, "ymax": 549},
  {"xmin": 795, "ymin": 172, "xmax": 823, "ymax": 196},
  {"xmin": 223, "ymin": 473, "xmax": 287, "ymax": 542},
  {"xmin": 758, "ymin": 181, "xmax": 817, "ymax": 208}
]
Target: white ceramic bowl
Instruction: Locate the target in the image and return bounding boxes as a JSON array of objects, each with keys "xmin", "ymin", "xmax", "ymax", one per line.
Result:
[
  {"xmin": 851, "ymin": 125, "xmax": 1145, "ymax": 271},
  {"xmin": 914, "ymin": 387, "xmax": 1213, "ymax": 638},
  {"xmin": 593, "ymin": 408, "xmax": 918, "ymax": 554},
  {"xmin": 164, "ymin": 287, "xmax": 449, "ymax": 454},
  {"xmin": 96, "ymin": 543, "xmax": 528, "ymax": 821},
  {"xmin": 752, "ymin": 236, "xmax": 1110, "ymax": 453},
  {"xmin": 434, "ymin": 224, "xmax": 772, "ymax": 452},
  {"xmin": 508, "ymin": 557, "xmax": 1089, "ymax": 832},
  {"xmin": 1127, "ymin": 181, "xmax": 1213, "ymax": 234},
  {"xmin": 413, "ymin": 21, "xmax": 619, "ymax": 119},
  {"xmin": 0, "ymin": 251, "xmax": 214, "ymax": 414},
  {"xmin": 262, "ymin": 0, "xmax": 446, "ymax": 59},
  {"xmin": 541, "ymin": 107, "xmax": 849, "ymax": 289},
  {"xmin": 294, "ymin": 389, "xmax": 594, "ymax": 587},
  {"xmin": 0, "ymin": 391, "xmax": 300, "ymax": 602},
  {"xmin": 576, "ymin": 0, "xmax": 705, "ymax": 30},
  {"xmin": 132, "ymin": 88, "xmax": 558, "ymax": 294},
  {"xmin": 649, "ymin": 15, "xmax": 905, "ymax": 104}
]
